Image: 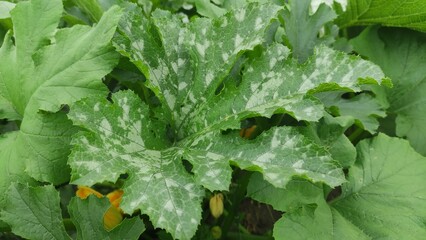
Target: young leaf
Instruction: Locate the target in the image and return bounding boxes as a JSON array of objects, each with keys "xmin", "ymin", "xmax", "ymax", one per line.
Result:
[
  {"xmin": 281, "ymin": 0, "xmax": 337, "ymax": 62},
  {"xmin": 69, "ymin": 195, "xmax": 145, "ymax": 240},
  {"xmin": 247, "ymin": 172, "xmax": 324, "ymax": 212},
  {"xmin": 316, "ymin": 91, "xmax": 387, "ymax": 133},
  {"xmin": 337, "ymin": 0, "xmax": 426, "ymax": 32},
  {"xmin": 0, "ymin": 183, "xmax": 70, "ymax": 240},
  {"xmin": 351, "ymin": 27, "xmax": 426, "ymax": 155},
  {"xmin": 274, "ymin": 134, "xmax": 426, "ymax": 239},
  {"xmin": 298, "ymin": 113, "xmax": 356, "ymax": 168},
  {"xmin": 0, "ymin": 0, "xmax": 122, "ymax": 184}
]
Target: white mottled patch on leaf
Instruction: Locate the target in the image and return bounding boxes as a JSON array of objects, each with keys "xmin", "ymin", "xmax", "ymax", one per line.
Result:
[
  {"xmin": 235, "ymin": 8, "xmax": 246, "ymax": 22},
  {"xmin": 164, "ymin": 90, "xmax": 176, "ymax": 109},
  {"xmin": 257, "ymin": 152, "xmax": 275, "ymax": 163},
  {"xmin": 100, "ymin": 118, "xmax": 112, "ymax": 136},
  {"xmin": 205, "ymin": 71, "xmax": 214, "ymax": 86},
  {"xmin": 269, "ymin": 57, "xmax": 277, "ymax": 69},
  {"xmin": 131, "ymin": 39, "xmax": 144, "ymax": 51},
  {"xmin": 93, "ymin": 103, "xmax": 100, "ymax": 112},
  {"xmin": 292, "ymin": 160, "xmax": 304, "ymax": 169},
  {"xmin": 196, "ymin": 40, "xmax": 210, "ymax": 57},
  {"xmin": 178, "ymin": 82, "xmax": 187, "ymax": 90},
  {"xmin": 206, "ymin": 169, "xmax": 222, "ymax": 177},
  {"xmin": 75, "ymin": 113, "xmax": 88, "ymax": 121},
  {"xmin": 299, "ymin": 78, "xmax": 315, "ymax": 92},
  {"xmin": 255, "ymin": 17, "xmax": 263, "ymax": 30},
  {"xmin": 234, "ymin": 34, "xmax": 243, "ymax": 49},
  {"xmin": 164, "ymin": 200, "xmax": 173, "ymax": 212},
  {"xmin": 222, "ymin": 53, "xmax": 229, "ymax": 62}
]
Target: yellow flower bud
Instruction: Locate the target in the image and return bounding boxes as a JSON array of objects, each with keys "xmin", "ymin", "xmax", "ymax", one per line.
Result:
[{"xmin": 209, "ymin": 193, "xmax": 224, "ymax": 219}]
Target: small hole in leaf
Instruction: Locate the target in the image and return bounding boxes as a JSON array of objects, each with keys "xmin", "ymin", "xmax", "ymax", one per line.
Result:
[{"xmin": 182, "ymin": 159, "xmax": 194, "ymax": 174}]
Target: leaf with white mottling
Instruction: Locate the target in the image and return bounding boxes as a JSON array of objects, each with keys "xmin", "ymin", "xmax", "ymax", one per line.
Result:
[
  {"xmin": 114, "ymin": 3, "xmax": 282, "ymax": 136},
  {"xmin": 182, "ymin": 126, "xmax": 345, "ymax": 190},
  {"xmin": 72, "ymin": 3, "xmax": 391, "ymax": 239},
  {"xmin": 69, "ymin": 91, "xmax": 204, "ymax": 240},
  {"xmin": 187, "ymin": 43, "xmax": 390, "ymax": 135}
]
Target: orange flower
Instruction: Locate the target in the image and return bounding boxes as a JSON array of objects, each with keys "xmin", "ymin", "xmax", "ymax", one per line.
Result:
[
  {"xmin": 76, "ymin": 185, "xmax": 103, "ymax": 199},
  {"xmin": 107, "ymin": 189, "xmax": 124, "ymax": 209},
  {"xmin": 76, "ymin": 186, "xmax": 124, "ymax": 231}
]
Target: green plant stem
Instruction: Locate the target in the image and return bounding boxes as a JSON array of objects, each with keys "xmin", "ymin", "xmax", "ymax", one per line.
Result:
[
  {"xmin": 221, "ymin": 170, "xmax": 253, "ymax": 238},
  {"xmin": 348, "ymin": 127, "xmax": 364, "ymax": 143}
]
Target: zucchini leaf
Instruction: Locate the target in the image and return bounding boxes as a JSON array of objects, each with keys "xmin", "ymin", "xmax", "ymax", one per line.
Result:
[{"xmin": 70, "ymin": 3, "xmax": 389, "ymax": 239}]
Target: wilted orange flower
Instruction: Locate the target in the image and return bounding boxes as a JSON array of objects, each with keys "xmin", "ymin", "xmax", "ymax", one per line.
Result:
[
  {"xmin": 76, "ymin": 186, "xmax": 124, "ymax": 231},
  {"xmin": 240, "ymin": 125, "xmax": 257, "ymax": 139}
]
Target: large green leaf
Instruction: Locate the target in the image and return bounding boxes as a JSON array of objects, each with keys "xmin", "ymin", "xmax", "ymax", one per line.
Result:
[
  {"xmin": 68, "ymin": 195, "xmax": 145, "ymax": 240},
  {"xmin": 273, "ymin": 134, "xmax": 426, "ymax": 239},
  {"xmin": 0, "ymin": 0, "xmax": 121, "ymax": 184},
  {"xmin": 0, "ymin": 183, "xmax": 70, "ymax": 240},
  {"xmin": 351, "ymin": 27, "xmax": 426, "ymax": 155},
  {"xmin": 337, "ymin": 0, "xmax": 426, "ymax": 32}
]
